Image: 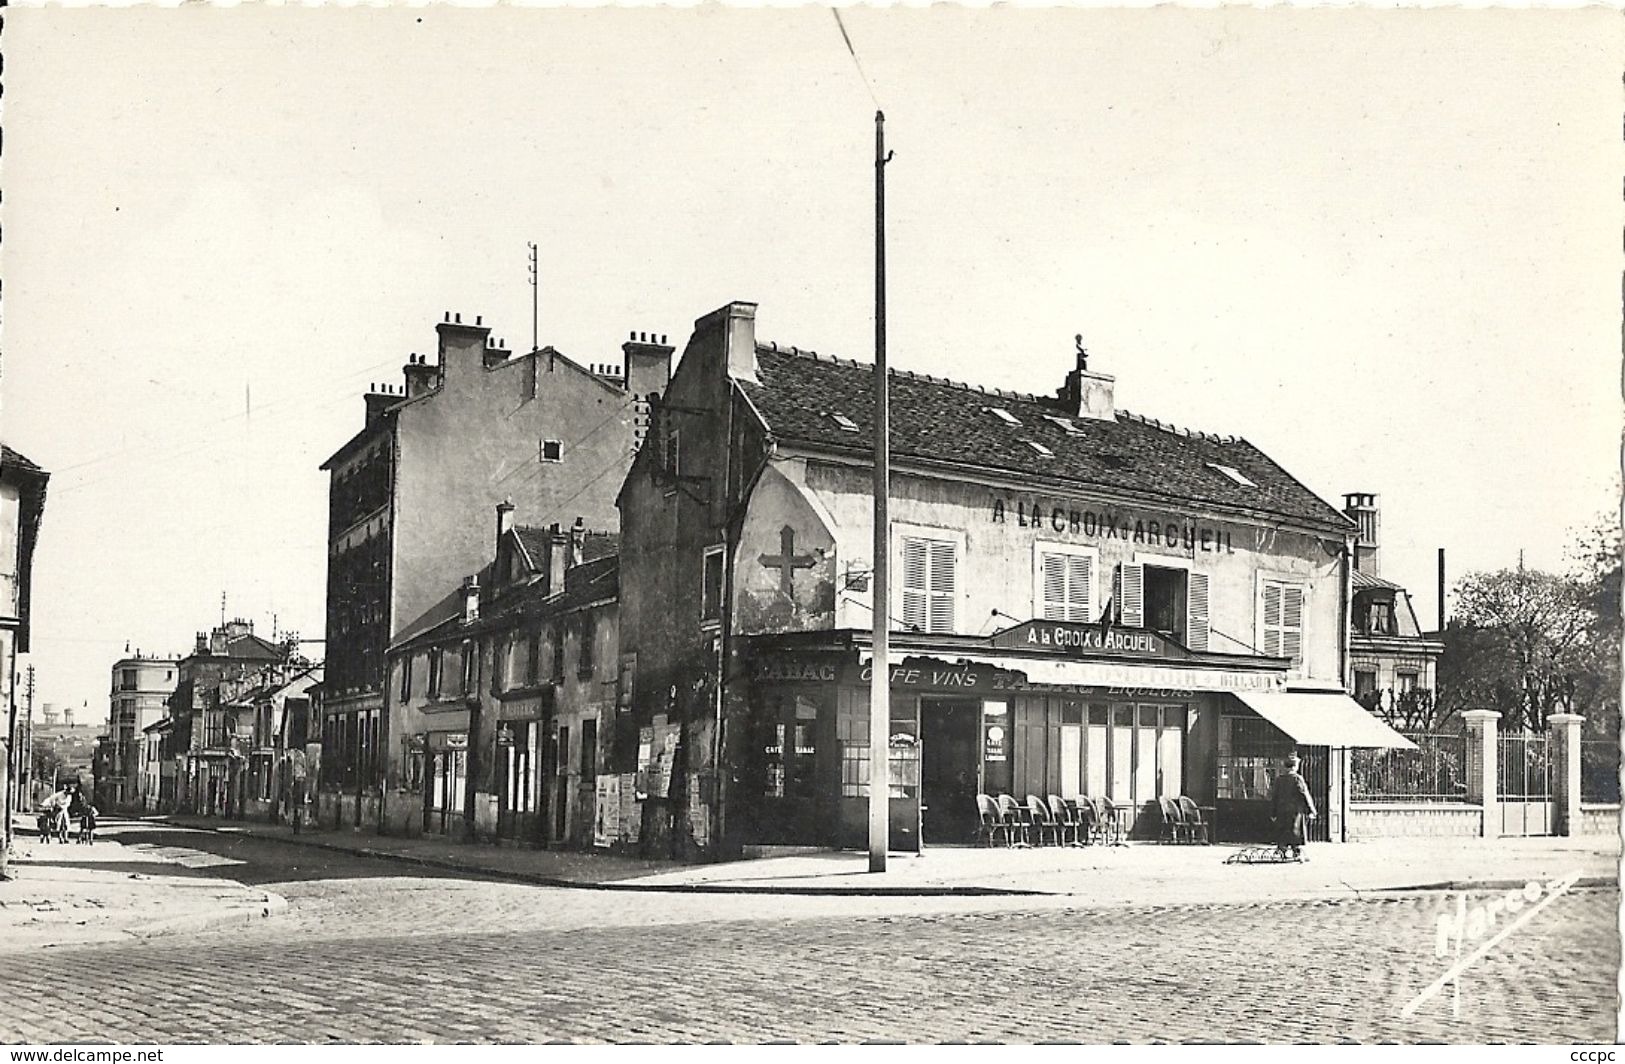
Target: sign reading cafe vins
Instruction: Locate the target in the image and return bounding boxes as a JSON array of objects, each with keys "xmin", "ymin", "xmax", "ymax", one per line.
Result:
[{"xmin": 991, "ymin": 496, "xmax": 1236, "ymax": 554}]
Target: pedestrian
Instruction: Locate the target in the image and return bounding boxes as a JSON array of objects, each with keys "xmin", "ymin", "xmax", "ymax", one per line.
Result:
[{"xmin": 1269, "ymin": 751, "xmax": 1316, "ymax": 862}]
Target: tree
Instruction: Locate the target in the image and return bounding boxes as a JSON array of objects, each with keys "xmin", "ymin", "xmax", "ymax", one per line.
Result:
[{"xmin": 1441, "ymin": 523, "xmax": 1619, "ymax": 733}]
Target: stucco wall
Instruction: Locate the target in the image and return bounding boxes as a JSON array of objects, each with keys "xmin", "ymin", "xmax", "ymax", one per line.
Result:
[
  {"xmin": 746, "ymin": 456, "xmax": 1345, "ymax": 682},
  {"xmin": 392, "ymin": 329, "xmax": 639, "ymax": 646}
]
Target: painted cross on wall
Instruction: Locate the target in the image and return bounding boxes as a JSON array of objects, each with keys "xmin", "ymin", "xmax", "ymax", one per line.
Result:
[{"xmin": 759, "ymin": 525, "xmax": 815, "ymax": 597}]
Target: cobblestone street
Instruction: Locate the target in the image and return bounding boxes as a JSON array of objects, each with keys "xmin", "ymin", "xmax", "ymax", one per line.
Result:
[{"xmin": 0, "ymin": 825, "xmax": 1614, "ymax": 1043}]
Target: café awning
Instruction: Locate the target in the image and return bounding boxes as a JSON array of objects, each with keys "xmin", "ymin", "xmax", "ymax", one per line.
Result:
[{"xmin": 1231, "ymin": 691, "xmax": 1416, "ymax": 750}]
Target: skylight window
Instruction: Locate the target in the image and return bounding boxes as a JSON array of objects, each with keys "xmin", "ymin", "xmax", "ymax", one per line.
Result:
[
  {"xmin": 1024, "ymin": 440, "xmax": 1054, "ymax": 457},
  {"xmin": 983, "ymin": 407, "xmax": 1022, "ymax": 427},
  {"xmin": 828, "ymin": 412, "xmax": 859, "ymax": 433},
  {"xmin": 1207, "ymin": 462, "xmax": 1257, "ymax": 487},
  {"xmin": 1042, "ymin": 414, "xmax": 1085, "ymax": 436}
]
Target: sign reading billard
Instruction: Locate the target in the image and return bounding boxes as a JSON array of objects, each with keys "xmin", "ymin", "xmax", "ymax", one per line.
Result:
[{"xmin": 991, "ymin": 620, "xmax": 1192, "ymax": 661}]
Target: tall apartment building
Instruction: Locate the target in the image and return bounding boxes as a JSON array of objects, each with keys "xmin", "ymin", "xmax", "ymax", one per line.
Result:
[
  {"xmin": 317, "ymin": 314, "xmax": 669, "ymax": 830},
  {"xmin": 106, "ymin": 651, "xmax": 178, "ymax": 810}
]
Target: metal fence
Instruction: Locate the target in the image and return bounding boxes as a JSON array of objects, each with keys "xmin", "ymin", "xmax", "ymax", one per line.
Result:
[
  {"xmin": 1350, "ymin": 732, "xmax": 1469, "ymax": 803},
  {"xmin": 1581, "ymin": 740, "xmax": 1621, "ymax": 804},
  {"xmin": 1497, "ymin": 732, "xmax": 1552, "ymax": 799}
]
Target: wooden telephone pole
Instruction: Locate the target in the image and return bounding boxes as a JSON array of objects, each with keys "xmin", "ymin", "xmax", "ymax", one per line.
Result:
[{"xmin": 869, "ymin": 110, "xmax": 893, "ymax": 873}]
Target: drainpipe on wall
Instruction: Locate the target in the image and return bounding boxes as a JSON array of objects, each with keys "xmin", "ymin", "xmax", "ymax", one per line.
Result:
[{"xmin": 1340, "ymin": 531, "xmax": 1355, "ymax": 843}]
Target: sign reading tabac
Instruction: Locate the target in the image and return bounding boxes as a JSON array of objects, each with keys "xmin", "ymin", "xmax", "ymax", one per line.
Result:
[{"xmin": 991, "ymin": 620, "xmax": 1191, "ymax": 660}]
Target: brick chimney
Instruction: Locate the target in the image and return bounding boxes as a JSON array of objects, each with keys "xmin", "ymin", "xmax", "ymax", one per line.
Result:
[
  {"xmin": 622, "ymin": 331, "xmax": 675, "ymax": 402},
  {"xmin": 364, "ymin": 384, "xmax": 400, "ymax": 427},
  {"xmin": 461, "ymin": 576, "xmax": 481, "ymax": 625},
  {"xmin": 692, "ymin": 302, "xmax": 758, "ymax": 385},
  {"xmin": 1343, "ymin": 493, "xmax": 1381, "ymax": 575},
  {"xmin": 483, "ymin": 335, "xmax": 511, "ymax": 370},
  {"xmin": 495, "ymin": 497, "xmax": 515, "ymax": 560},
  {"xmin": 569, "ymin": 516, "xmax": 586, "ymax": 569},
  {"xmin": 1055, "ymin": 336, "xmax": 1116, "ymax": 422},
  {"xmin": 546, "ymin": 523, "xmax": 569, "ymax": 596},
  {"xmin": 403, "ymin": 353, "xmax": 439, "ymax": 399},
  {"xmin": 435, "ymin": 312, "xmax": 493, "ymax": 386}
]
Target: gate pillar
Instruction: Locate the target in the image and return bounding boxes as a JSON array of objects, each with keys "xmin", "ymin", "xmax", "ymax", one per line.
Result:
[
  {"xmin": 1463, "ymin": 710, "xmax": 1499, "ymax": 839},
  {"xmin": 1548, "ymin": 713, "xmax": 1584, "ymax": 837}
]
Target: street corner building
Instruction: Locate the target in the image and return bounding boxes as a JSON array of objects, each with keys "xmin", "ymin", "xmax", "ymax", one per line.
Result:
[{"xmin": 610, "ymin": 302, "xmax": 1417, "ymax": 859}]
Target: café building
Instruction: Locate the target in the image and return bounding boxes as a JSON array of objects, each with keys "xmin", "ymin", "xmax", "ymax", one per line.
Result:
[{"xmin": 615, "ymin": 303, "xmax": 1410, "ymax": 857}]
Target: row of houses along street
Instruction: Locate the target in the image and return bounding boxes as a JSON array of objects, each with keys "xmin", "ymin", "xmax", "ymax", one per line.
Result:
[{"xmin": 87, "ymin": 299, "xmax": 1612, "ymax": 860}]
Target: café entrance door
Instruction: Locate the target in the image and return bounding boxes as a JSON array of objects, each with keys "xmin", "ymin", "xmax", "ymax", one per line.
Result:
[{"xmin": 920, "ymin": 698, "xmax": 980, "ymax": 844}]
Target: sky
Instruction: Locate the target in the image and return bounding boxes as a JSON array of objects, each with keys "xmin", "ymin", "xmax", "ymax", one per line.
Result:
[{"xmin": 4, "ymin": 6, "xmax": 1620, "ymax": 721}]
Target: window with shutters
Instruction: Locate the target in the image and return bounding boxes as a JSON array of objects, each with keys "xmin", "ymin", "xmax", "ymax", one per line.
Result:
[
  {"xmin": 1260, "ymin": 579, "xmax": 1306, "ymax": 667},
  {"xmin": 900, "ymin": 535, "xmax": 956, "ymax": 633},
  {"xmin": 1034, "ymin": 543, "xmax": 1097, "ymax": 623},
  {"xmin": 1119, "ymin": 561, "xmax": 1209, "ymax": 651}
]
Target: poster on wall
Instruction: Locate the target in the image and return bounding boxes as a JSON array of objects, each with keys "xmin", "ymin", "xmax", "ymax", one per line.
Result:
[
  {"xmin": 635, "ymin": 727, "xmax": 654, "ymax": 799},
  {"xmin": 651, "ymin": 725, "xmax": 679, "ymax": 799},
  {"xmin": 594, "ymin": 775, "xmax": 620, "ymax": 848},
  {"xmin": 619, "ymin": 773, "xmax": 641, "ymax": 844}
]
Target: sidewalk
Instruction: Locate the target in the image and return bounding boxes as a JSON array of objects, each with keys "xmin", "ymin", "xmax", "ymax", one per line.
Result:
[
  {"xmin": 0, "ymin": 820, "xmax": 286, "ymax": 953},
  {"xmin": 163, "ymin": 813, "xmax": 1619, "ymax": 903}
]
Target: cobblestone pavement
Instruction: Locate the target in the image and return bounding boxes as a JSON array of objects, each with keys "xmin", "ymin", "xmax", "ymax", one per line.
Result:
[{"xmin": 0, "ymin": 824, "xmax": 1614, "ymax": 1044}]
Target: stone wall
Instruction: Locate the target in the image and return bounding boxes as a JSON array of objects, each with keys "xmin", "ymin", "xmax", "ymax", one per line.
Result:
[
  {"xmin": 1346, "ymin": 802, "xmax": 1481, "ymax": 839},
  {"xmin": 1579, "ymin": 803, "xmax": 1620, "ymax": 837}
]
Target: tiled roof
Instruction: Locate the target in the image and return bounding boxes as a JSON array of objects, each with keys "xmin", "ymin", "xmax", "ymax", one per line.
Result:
[
  {"xmin": 739, "ymin": 344, "xmax": 1352, "ymax": 532},
  {"xmin": 1352, "ymin": 569, "xmax": 1404, "ymax": 591},
  {"xmin": 395, "ymin": 556, "xmax": 619, "ymax": 652},
  {"xmin": 2, "ymin": 445, "xmax": 44, "ymax": 474},
  {"xmin": 223, "ymin": 634, "xmax": 285, "ymax": 660},
  {"xmin": 514, "ymin": 526, "xmax": 551, "ymax": 569},
  {"xmin": 513, "ymin": 527, "xmax": 620, "ymax": 569}
]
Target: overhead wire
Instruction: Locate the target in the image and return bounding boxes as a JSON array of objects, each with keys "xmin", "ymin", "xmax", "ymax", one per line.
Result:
[{"xmin": 831, "ymin": 8, "xmax": 882, "ymax": 110}]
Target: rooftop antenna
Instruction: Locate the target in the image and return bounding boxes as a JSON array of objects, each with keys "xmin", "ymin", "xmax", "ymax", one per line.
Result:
[
  {"xmin": 220, "ymin": 590, "xmax": 227, "ymax": 628},
  {"xmin": 527, "ymin": 241, "xmax": 539, "ymax": 354}
]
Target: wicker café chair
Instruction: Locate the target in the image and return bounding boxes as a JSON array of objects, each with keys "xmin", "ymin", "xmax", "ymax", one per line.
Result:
[
  {"xmin": 975, "ymin": 794, "xmax": 1009, "ymax": 846},
  {"xmin": 1157, "ymin": 797, "xmax": 1187, "ymax": 844},
  {"xmin": 1047, "ymin": 794, "xmax": 1082, "ymax": 847},
  {"xmin": 1176, "ymin": 795, "xmax": 1212, "ymax": 845},
  {"xmin": 995, "ymin": 794, "xmax": 1032, "ymax": 847},
  {"xmin": 1026, "ymin": 795, "xmax": 1062, "ymax": 846}
]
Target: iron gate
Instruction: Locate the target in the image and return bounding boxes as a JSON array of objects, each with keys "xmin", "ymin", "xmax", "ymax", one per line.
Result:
[{"xmin": 1498, "ymin": 732, "xmax": 1553, "ymax": 837}]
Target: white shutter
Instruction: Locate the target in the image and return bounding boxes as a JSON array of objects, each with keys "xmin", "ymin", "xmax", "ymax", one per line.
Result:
[
  {"xmin": 1281, "ymin": 585, "xmax": 1304, "ymax": 666},
  {"xmin": 1261, "ymin": 582, "xmax": 1282, "ymax": 657},
  {"xmin": 927, "ymin": 540, "xmax": 956, "ymax": 633},
  {"xmin": 901, "ymin": 539, "xmax": 928, "ymax": 631},
  {"xmin": 1041, "ymin": 554, "xmax": 1067, "ymax": 621},
  {"xmin": 1067, "ymin": 555, "xmax": 1092, "ymax": 622},
  {"xmin": 1186, "ymin": 571, "xmax": 1209, "ymax": 651},
  {"xmin": 1119, "ymin": 563, "xmax": 1144, "ymax": 628}
]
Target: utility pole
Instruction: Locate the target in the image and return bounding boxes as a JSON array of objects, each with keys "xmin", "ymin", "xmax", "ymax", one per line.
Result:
[
  {"xmin": 1, "ymin": 655, "xmax": 16, "ymax": 879},
  {"xmin": 527, "ymin": 242, "xmax": 540, "ymax": 354},
  {"xmin": 21, "ymin": 666, "xmax": 34, "ymax": 809},
  {"xmin": 868, "ymin": 109, "xmax": 893, "ymax": 874}
]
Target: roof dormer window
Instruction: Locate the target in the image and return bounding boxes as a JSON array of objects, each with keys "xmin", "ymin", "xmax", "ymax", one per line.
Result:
[
  {"xmin": 1206, "ymin": 462, "xmax": 1257, "ymax": 487},
  {"xmin": 828, "ymin": 412, "xmax": 859, "ymax": 433},
  {"xmin": 1024, "ymin": 440, "xmax": 1054, "ymax": 457},
  {"xmin": 983, "ymin": 407, "xmax": 1021, "ymax": 427},
  {"xmin": 1042, "ymin": 415, "xmax": 1085, "ymax": 436}
]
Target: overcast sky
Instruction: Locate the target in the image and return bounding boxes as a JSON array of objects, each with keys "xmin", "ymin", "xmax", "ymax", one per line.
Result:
[{"xmin": 5, "ymin": 7, "xmax": 1619, "ymax": 719}]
